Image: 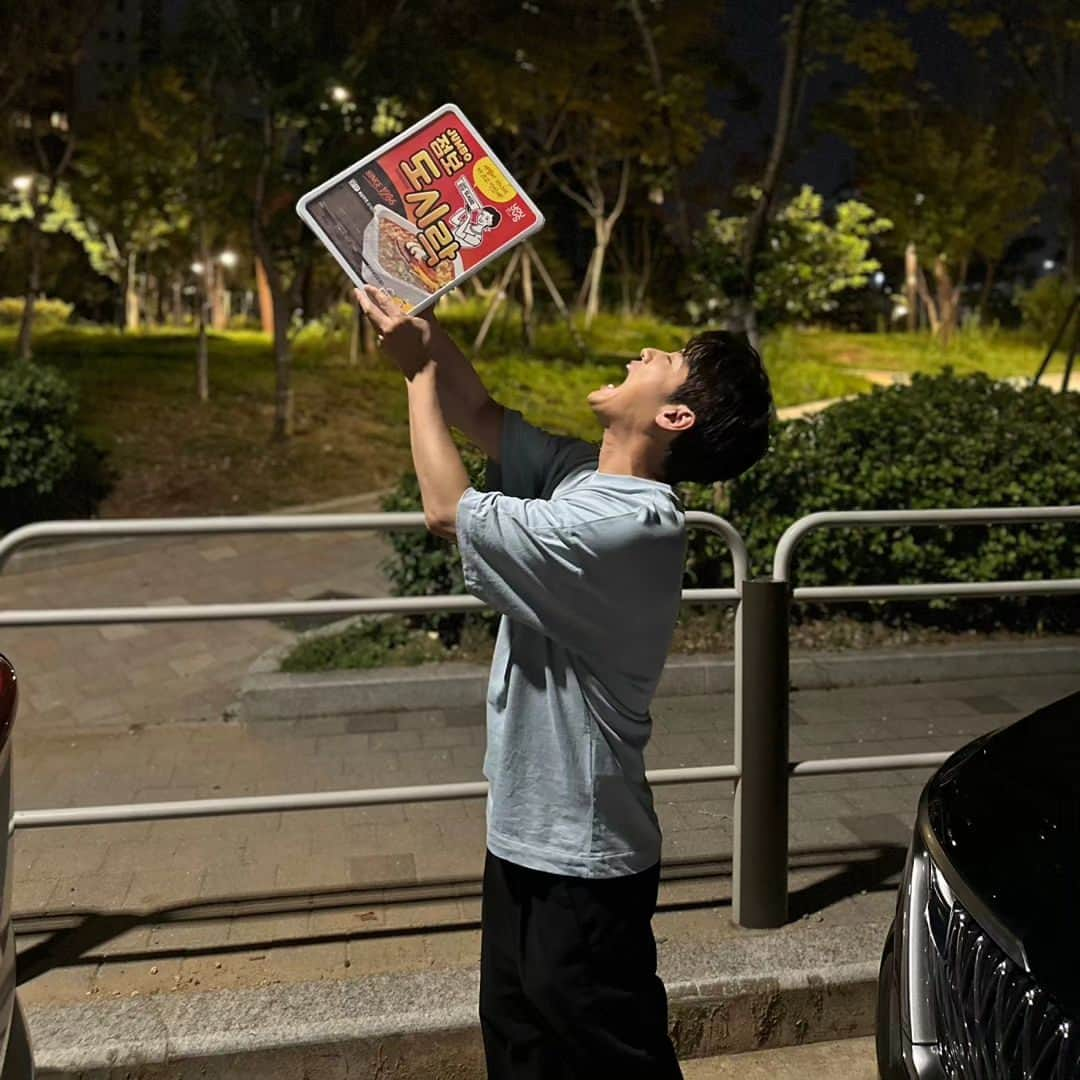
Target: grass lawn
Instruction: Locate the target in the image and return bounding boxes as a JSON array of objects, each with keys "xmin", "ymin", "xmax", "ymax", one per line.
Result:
[{"xmin": 0, "ymin": 312, "xmax": 1058, "ymax": 518}]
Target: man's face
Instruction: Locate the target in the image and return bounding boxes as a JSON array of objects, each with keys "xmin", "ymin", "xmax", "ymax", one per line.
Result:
[
  {"xmin": 479, "ymin": 210, "xmax": 496, "ymax": 228},
  {"xmin": 587, "ymin": 345, "xmax": 691, "ymax": 432}
]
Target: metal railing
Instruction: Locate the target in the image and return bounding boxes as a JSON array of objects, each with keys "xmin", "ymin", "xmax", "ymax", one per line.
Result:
[
  {"xmin": 2, "ymin": 506, "xmax": 1078, "ymax": 929},
  {"xmin": 732, "ymin": 505, "xmax": 1080, "ymax": 926},
  {"xmin": 1, "ymin": 511, "xmax": 743, "ymax": 837}
]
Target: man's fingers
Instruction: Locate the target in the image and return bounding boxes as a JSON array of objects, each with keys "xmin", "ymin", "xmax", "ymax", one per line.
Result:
[{"xmin": 355, "ymin": 285, "xmax": 396, "ymax": 333}]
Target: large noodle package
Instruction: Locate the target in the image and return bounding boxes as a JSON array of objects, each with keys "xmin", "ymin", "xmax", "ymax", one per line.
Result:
[{"xmin": 297, "ymin": 104, "xmax": 545, "ymax": 315}]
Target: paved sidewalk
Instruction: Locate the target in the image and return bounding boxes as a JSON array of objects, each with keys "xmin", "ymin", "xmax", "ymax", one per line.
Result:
[
  {"xmin": 0, "ymin": 491, "xmax": 397, "ymax": 736},
  {"xmin": 13, "ymin": 669, "xmax": 1077, "ymax": 1012},
  {"xmin": 683, "ymin": 1037, "xmax": 876, "ymax": 1078}
]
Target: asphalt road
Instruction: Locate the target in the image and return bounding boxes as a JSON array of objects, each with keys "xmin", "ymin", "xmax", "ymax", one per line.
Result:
[{"xmin": 683, "ymin": 1037, "xmax": 877, "ymax": 1078}]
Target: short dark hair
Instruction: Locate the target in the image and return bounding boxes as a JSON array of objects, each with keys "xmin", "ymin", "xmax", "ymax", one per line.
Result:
[
  {"xmin": 662, "ymin": 331, "xmax": 773, "ymax": 486},
  {"xmin": 482, "ymin": 206, "xmax": 502, "ymax": 227}
]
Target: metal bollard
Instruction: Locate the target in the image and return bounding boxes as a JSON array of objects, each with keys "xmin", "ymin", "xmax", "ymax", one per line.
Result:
[{"xmin": 732, "ymin": 577, "xmax": 791, "ymax": 928}]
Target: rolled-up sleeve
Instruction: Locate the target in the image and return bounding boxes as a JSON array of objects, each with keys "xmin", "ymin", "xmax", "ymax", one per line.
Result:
[{"xmin": 456, "ymin": 487, "xmax": 626, "ymax": 653}]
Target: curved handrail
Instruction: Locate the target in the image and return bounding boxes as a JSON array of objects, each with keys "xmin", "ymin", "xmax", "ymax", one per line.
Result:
[
  {"xmin": 0, "ymin": 512, "xmax": 748, "ymax": 627},
  {"xmin": 773, "ymin": 506, "xmax": 1080, "ymax": 583}
]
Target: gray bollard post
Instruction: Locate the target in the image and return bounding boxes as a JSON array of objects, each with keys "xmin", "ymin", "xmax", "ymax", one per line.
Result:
[{"xmin": 732, "ymin": 577, "xmax": 791, "ymax": 928}]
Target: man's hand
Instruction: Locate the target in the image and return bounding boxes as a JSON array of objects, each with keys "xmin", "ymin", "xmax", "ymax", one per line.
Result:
[{"xmin": 355, "ymin": 285, "xmax": 435, "ymax": 380}]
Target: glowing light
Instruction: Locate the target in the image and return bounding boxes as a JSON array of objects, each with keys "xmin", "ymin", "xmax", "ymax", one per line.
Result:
[
  {"xmin": 190, "ymin": 261, "xmax": 205, "ymax": 275},
  {"xmin": 11, "ymin": 175, "xmax": 32, "ymax": 193},
  {"xmin": 330, "ymin": 85, "xmax": 350, "ymax": 104},
  {"xmin": 218, "ymin": 250, "xmax": 238, "ymax": 269}
]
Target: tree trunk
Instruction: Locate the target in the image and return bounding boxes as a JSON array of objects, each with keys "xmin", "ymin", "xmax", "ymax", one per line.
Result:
[
  {"xmin": 933, "ymin": 256, "xmax": 962, "ymax": 345},
  {"xmin": 255, "ymin": 255, "xmax": 275, "ymax": 335},
  {"xmin": 526, "ymin": 244, "xmax": 586, "ymax": 356},
  {"xmin": 172, "ymin": 277, "xmax": 183, "ymax": 325},
  {"xmin": 520, "ymin": 247, "xmax": 535, "ymax": 347},
  {"xmin": 977, "ymin": 260, "xmax": 997, "ymax": 326},
  {"xmin": 1068, "ymin": 155, "xmax": 1080, "ymax": 283},
  {"xmin": 739, "ymin": 0, "xmax": 814, "ymax": 342},
  {"xmin": 584, "ymin": 220, "xmax": 610, "ymax": 327},
  {"xmin": 627, "ymin": 0, "xmax": 691, "ymax": 253},
  {"xmin": 349, "ymin": 302, "xmax": 361, "ymax": 366},
  {"xmin": 915, "ymin": 266, "xmax": 941, "ymax": 337},
  {"xmin": 17, "ymin": 214, "xmax": 41, "ymax": 362},
  {"xmin": 904, "ymin": 243, "xmax": 918, "ymax": 333},
  {"xmin": 575, "ymin": 247, "xmax": 595, "ymax": 311},
  {"xmin": 362, "ymin": 309, "xmax": 377, "ymax": 355},
  {"xmin": 634, "ymin": 219, "xmax": 653, "ymax": 314},
  {"xmin": 271, "ymin": 287, "xmax": 294, "ymax": 440},
  {"xmin": 125, "ymin": 250, "xmax": 141, "ymax": 332},
  {"xmin": 197, "ymin": 223, "xmax": 210, "ymax": 401},
  {"xmin": 211, "ymin": 262, "xmax": 228, "ymax": 330},
  {"xmin": 475, "ymin": 246, "xmax": 522, "ymax": 350}
]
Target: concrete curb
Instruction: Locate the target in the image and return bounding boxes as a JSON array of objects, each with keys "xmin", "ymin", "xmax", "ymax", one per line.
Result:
[
  {"xmin": 27, "ymin": 921, "xmax": 885, "ymax": 1078},
  {"xmin": 239, "ymin": 638, "xmax": 1080, "ymax": 724}
]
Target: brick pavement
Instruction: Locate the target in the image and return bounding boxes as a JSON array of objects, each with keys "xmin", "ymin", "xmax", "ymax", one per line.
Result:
[
  {"xmin": 0, "ymin": 492, "xmax": 397, "ymax": 736},
  {"xmin": 13, "ymin": 670, "xmax": 1078, "ymax": 1011}
]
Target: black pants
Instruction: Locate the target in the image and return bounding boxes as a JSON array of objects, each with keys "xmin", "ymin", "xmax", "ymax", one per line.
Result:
[{"xmin": 479, "ymin": 849, "xmax": 683, "ymax": 1080}]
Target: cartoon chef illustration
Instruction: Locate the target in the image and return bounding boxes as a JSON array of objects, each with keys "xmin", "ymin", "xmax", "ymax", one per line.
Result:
[{"xmin": 452, "ymin": 176, "xmax": 502, "ymax": 249}]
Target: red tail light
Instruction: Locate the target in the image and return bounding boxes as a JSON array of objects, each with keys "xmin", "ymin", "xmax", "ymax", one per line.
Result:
[{"xmin": 0, "ymin": 654, "xmax": 16, "ymax": 749}]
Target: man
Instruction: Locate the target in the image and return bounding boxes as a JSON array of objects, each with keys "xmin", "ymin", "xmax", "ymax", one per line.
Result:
[{"xmin": 356, "ymin": 284, "xmax": 773, "ymax": 1079}]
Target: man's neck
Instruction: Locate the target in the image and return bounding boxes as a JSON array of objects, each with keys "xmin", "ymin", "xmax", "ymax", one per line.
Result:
[{"xmin": 596, "ymin": 432, "xmax": 665, "ymax": 483}]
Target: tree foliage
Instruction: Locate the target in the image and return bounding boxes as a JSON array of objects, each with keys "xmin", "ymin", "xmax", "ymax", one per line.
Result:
[{"xmin": 689, "ymin": 185, "xmax": 891, "ymax": 327}]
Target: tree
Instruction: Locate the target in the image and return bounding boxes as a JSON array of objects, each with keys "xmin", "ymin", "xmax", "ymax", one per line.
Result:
[
  {"xmin": 451, "ymin": 0, "xmax": 721, "ymax": 326},
  {"xmin": 735, "ymin": 0, "xmax": 833, "ymax": 353},
  {"xmin": 1, "ymin": 1, "xmax": 103, "ymax": 360},
  {"xmin": 913, "ymin": 0, "xmax": 1080, "ymax": 281},
  {"xmin": 689, "ymin": 184, "xmax": 891, "ymax": 327},
  {"xmin": 825, "ymin": 14, "xmax": 1048, "ymax": 341},
  {"xmin": 73, "ymin": 73, "xmax": 193, "ymax": 333},
  {"xmin": 210, "ymin": 0, "xmax": 404, "ymax": 439}
]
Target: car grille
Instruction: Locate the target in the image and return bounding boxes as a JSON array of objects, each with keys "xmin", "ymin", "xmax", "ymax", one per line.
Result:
[{"xmin": 927, "ymin": 869, "xmax": 1079, "ymax": 1079}]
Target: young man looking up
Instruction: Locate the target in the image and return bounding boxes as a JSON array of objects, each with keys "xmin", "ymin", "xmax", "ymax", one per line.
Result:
[{"xmin": 356, "ymin": 284, "xmax": 773, "ymax": 1080}]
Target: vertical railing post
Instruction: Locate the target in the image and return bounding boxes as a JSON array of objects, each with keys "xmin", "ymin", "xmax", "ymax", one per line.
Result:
[{"xmin": 732, "ymin": 577, "xmax": 791, "ymax": 928}]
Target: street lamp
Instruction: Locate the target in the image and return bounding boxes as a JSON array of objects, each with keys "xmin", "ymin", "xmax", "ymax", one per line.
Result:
[
  {"xmin": 1043, "ymin": 259, "xmax": 1056, "ymax": 272},
  {"xmin": 190, "ymin": 261, "xmax": 205, "ymax": 275},
  {"xmin": 330, "ymin": 85, "xmax": 350, "ymax": 104},
  {"xmin": 11, "ymin": 175, "xmax": 32, "ymax": 194},
  {"xmin": 218, "ymin": 250, "xmax": 238, "ymax": 269}
]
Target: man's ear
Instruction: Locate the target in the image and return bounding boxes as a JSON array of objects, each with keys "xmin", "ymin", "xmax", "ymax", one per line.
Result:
[{"xmin": 656, "ymin": 403, "xmax": 695, "ymax": 434}]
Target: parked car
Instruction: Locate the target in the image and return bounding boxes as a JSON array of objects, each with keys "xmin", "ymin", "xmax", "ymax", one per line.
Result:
[
  {"xmin": 0, "ymin": 655, "xmax": 33, "ymax": 1078},
  {"xmin": 877, "ymin": 688, "xmax": 1080, "ymax": 1079}
]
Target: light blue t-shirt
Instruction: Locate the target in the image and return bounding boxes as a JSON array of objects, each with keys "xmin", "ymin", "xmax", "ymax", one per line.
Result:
[{"xmin": 455, "ymin": 408, "xmax": 688, "ymax": 878}]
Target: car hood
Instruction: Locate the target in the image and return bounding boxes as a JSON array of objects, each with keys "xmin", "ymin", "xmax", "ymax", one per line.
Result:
[{"xmin": 925, "ymin": 688, "xmax": 1080, "ymax": 1017}]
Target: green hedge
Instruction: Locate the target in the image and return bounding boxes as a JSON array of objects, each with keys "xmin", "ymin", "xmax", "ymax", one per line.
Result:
[
  {"xmin": 378, "ymin": 443, "xmax": 500, "ymax": 648},
  {"xmin": 1017, "ymin": 275, "xmax": 1075, "ymax": 346},
  {"xmin": 0, "ymin": 362, "xmax": 112, "ymax": 533},
  {"xmin": 722, "ymin": 369, "xmax": 1079, "ymax": 631},
  {"xmin": 0, "ymin": 297, "xmax": 74, "ymax": 328},
  {"xmin": 375, "ymin": 370, "xmax": 1077, "ymax": 638}
]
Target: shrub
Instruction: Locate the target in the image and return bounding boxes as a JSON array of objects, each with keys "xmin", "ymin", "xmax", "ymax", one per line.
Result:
[
  {"xmin": 720, "ymin": 369, "xmax": 1080, "ymax": 631},
  {"xmin": 0, "ymin": 362, "xmax": 112, "ymax": 533},
  {"xmin": 0, "ymin": 296, "xmax": 74, "ymax": 328},
  {"xmin": 1017, "ymin": 274, "xmax": 1076, "ymax": 346},
  {"xmin": 378, "ymin": 443, "xmax": 501, "ymax": 648}
]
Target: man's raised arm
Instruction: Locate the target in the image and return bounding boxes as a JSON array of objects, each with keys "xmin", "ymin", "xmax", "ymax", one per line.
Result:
[{"xmin": 421, "ymin": 310, "xmax": 504, "ymax": 463}]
